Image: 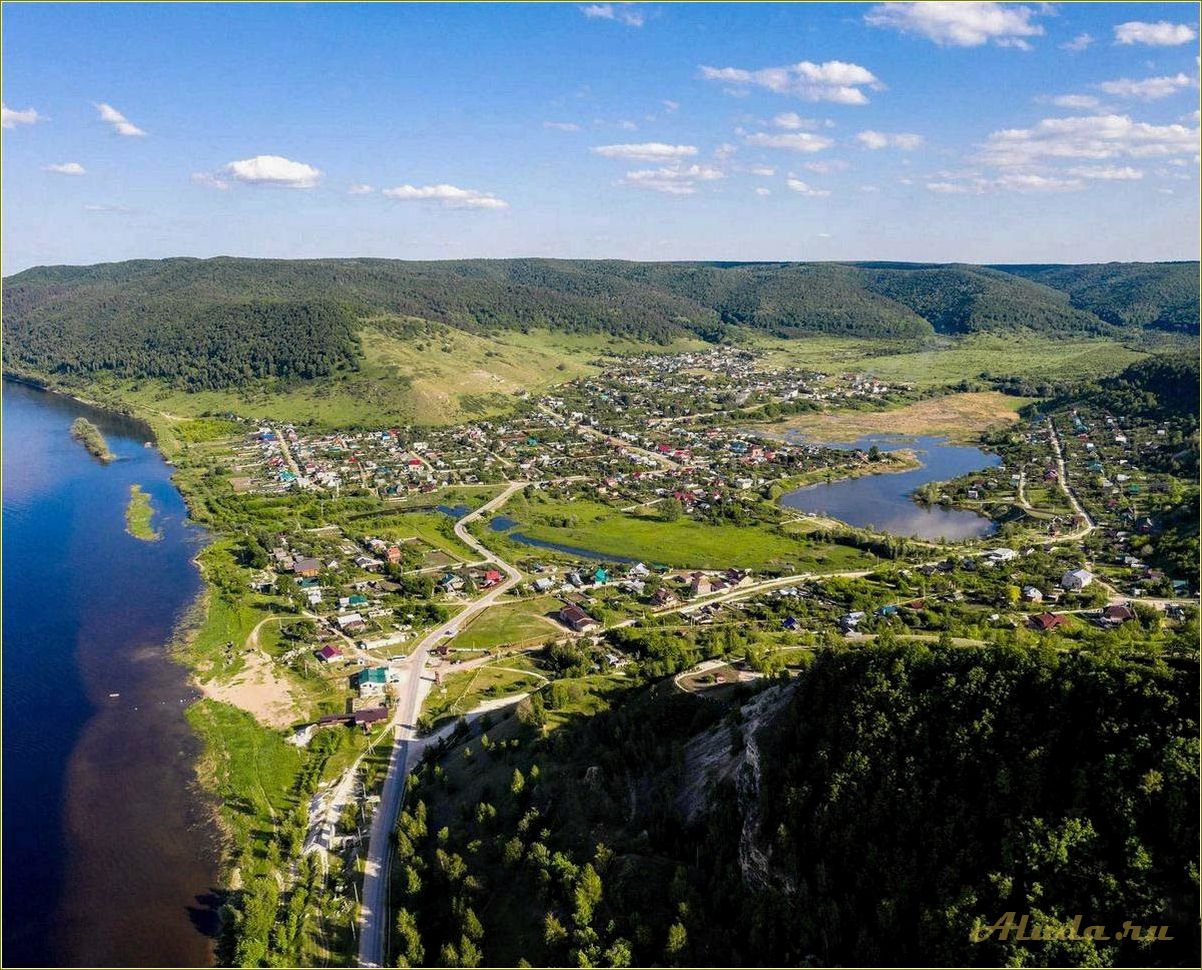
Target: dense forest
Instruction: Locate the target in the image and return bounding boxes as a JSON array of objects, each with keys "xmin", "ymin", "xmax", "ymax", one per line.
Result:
[
  {"xmin": 995, "ymin": 262, "xmax": 1200, "ymax": 334},
  {"xmin": 3, "ymin": 258, "xmax": 1196, "ymax": 391},
  {"xmin": 387, "ymin": 643, "xmax": 1198, "ymax": 969}
]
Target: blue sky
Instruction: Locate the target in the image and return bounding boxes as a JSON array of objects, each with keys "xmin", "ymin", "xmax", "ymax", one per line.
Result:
[{"xmin": 2, "ymin": 2, "xmax": 1198, "ymax": 272}]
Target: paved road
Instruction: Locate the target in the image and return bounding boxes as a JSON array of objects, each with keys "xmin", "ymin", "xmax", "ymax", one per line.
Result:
[{"xmin": 357, "ymin": 483, "xmax": 526, "ymax": 967}]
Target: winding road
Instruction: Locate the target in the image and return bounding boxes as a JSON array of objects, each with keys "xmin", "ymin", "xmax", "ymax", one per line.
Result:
[{"xmin": 357, "ymin": 482, "xmax": 526, "ymax": 967}]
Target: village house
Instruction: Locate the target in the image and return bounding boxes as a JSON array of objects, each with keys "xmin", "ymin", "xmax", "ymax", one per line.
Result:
[
  {"xmin": 292, "ymin": 556, "xmax": 322, "ymax": 578},
  {"xmin": 558, "ymin": 603, "xmax": 601, "ymax": 633},
  {"xmin": 1029, "ymin": 612, "xmax": 1069, "ymax": 632},
  {"xmin": 1061, "ymin": 568, "xmax": 1094, "ymax": 591},
  {"xmin": 357, "ymin": 666, "xmax": 402, "ymax": 697}
]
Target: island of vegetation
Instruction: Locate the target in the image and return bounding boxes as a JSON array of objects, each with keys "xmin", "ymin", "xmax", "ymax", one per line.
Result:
[
  {"xmin": 124, "ymin": 484, "xmax": 161, "ymax": 541},
  {"xmin": 69, "ymin": 416, "xmax": 114, "ymax": 462},
  {"xmin": 5, "ymin": 256, "xmax": 1197, "ymax": 969}
]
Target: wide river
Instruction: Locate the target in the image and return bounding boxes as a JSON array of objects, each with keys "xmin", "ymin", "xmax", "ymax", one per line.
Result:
[
  {"xmin": 2, "ymin": 380, "xmax": 220, "ymax": 966},
  {"xmin": 780, "ymin": 434, "xmax": 1000, "ymax": 540}
]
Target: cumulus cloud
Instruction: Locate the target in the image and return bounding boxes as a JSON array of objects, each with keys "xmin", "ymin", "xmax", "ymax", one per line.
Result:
[
  {"xmin": 44, "ymin": 162, "xmax": 86, "ymax": 175},
  {"xmin": 191, "ymin": 172, "xmax": 230, "ymax": 190},
  {"xmin": 382, "ymin": 183, "xmax": 509, "ymax": 209},
  {"xmin": 865, "ymin": 2, "xmax": 1046, "ymax": 49},
  {"xmin": 1114, "ymin": 21, "xmax": 1197, "ymax": 46},
  {"xmin": 772, "ymin": 112, "xmax": 821, "ymax": 130},
  {"xmin": 979, "ymin": 114, "xmax": 1200, "ymax": 167},
  {"xmin": 1059, "ymin": 32, "xmax": 1095, "ymax": 52},
  {"xmin": 699, "ymin": 60, "xmax": 881, "ymax": 105},
  {"xmin": 83, "ymin": 203, "xmax": 134, "ymax": 214},
  {"xmin": 746, "ymin": 164, "xmax": 776, "ymax": 176},
  {"xmin": 223, "ymin": 155, "xmax": 321, "ymax": 188},
  {"xmin": 347, "ymin": 183, "xmax": 374, "ymax": 195},
  {"xmin": 785, "ymin": 177, "xmax": 831, "ymax": 197},
  {"xmin": 662, "ymin": 99, "xmax": 679, "ymax": 112},
  {"xmin": 2, "ymin": 103, "xmax": 41, "ymax": 128},
  {"xmin": 856, "ymin": 130, "xmax": 924, "ymax": 150},
  {"xmin": 95, "ymin": 102, "xmax": 146, "ymax": 137},
  {"xmin": 591, "ymin": 142, "xmax": 697, "ymax": 160},
  {"xmin": 754, "ymin": 186, "xmax": 772, "ymax": 196},
  {"xmin": 580, "ymin": 4, "xmax": 644, "ymax": 27},
  {"xmin": 1096, "ymin": 73, "xmax": 1195, "ymax": 101},
  {"xmin": 744, "ymin": 131, "xmax": 834, "ymax": 153},
  {"xmin": 620, "ymin": 164, "xmax": 723, "ymax": 195},
  {"xmin": 544, "ymin": 121, "xmax": 582, "ymax": 131},
  {"xmin": 1066, "ymin": 165, "xmax": 1143, "ymax": 180}
]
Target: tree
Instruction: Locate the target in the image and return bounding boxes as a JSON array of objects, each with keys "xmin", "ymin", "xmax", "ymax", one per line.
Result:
[
  {"xmin": 574, "ymin": 863, "xmax": 603, "ymax": 927},
  {"xmin": 511, "ymin": 767, "xmax": 526, "ymax": 796},
  {"xmin": 394, "ymin": 908, "xmax": 425, "ymax": 967},
  {"xmin": 665, "ymin": 922, "xmax": 688, "ymax": 959},
  {"xmin": 661, "ymin": 498, "xmax": 684, "ymax": 523},
  {"xmin": 544, "ymin": 913, "xmax": 567, "ymax": 947}
]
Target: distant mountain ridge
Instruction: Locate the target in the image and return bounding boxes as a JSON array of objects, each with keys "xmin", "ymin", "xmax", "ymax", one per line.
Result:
[{"xmin": 3, "ymin": 257, "xmax": 1196, "ymax": 391}]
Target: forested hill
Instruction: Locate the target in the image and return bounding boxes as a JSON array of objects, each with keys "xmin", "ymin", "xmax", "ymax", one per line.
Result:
[{"xmin": 3, "ymin": 257, "xmax": 1196, "ymax": 390}]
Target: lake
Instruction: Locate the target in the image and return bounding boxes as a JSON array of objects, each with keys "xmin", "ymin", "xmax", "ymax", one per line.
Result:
[
  {"xmin": 780, "ymin": 434, "xmax": 1000, "ymax": 540},
  {"xmin": 2, "ymin": 380, "xmax": 220, "ymax": 966}
]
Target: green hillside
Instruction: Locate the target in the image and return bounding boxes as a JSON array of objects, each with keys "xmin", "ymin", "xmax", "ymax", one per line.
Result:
[{"xmin": 5, "ymin": 258, "xmax": 1196, "ymax": 383}]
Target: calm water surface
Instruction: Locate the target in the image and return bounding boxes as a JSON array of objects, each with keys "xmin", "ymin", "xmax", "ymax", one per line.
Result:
[
  {"xmin": 2, "ymin": 380, "xmax": 220, "ymax": 966},
  {"xmin": 780, "ymin": 434, "xmax": 1000, "ymax": 540}
]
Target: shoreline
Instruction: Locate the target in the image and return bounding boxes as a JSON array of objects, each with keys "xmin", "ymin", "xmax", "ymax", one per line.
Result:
[{"xmin": 5, "ymin": 377, "xmax": 236, "ymax": 923}]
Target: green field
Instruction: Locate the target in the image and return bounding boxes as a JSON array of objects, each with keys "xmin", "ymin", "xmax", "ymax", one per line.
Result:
[
  {"xmin": 487, "ymin": 496, "xmax": 875, "ymax": 572},
  {"xmin": 748, "ymin": 331, "xmax": 1148, "ymax": 385},
  {"xmin": 124, "ymin": 484, "xmax": 161, "ymax": 541},
  {"xmin": 449, "ymin": 596, "xmax": 564, "ymax": 650},
  {"xmin": 423, "ymin": 658, "xmax": 549, "ymax": 728}
]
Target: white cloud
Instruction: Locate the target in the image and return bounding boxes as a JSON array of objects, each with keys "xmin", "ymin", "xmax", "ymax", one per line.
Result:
[
  {"xmin": 859, "ymin": 184, "xmax": 881, "ymax": 192},
  {"xmin": 754, "ymin": 186, "xmax": 772, "ymax": 196},
  {"xmin": 223, "ymin": 155, "xmax": 321, "ymax": 188},
  {"xmin": 785, "ymin": 177, "xmax": 831, "ymax": 197},
  {"xmin": 746, "ymin": 164, "xmax": 776, "ymax": 176},
  {"xmin": 1059, "ymin": 32, "xmax": 1095, "ymax": 52},
  {"xmin": 744, "ymin": 131, "xmax": 834, "ymax": 153},
  {"xmin": 44, "ymin": 162, "xmax": 85, "ymax": 175},
  {"xmin": 772, "ymin": 112, "xmax": 820, "ymax": 130},
  {"xmin": 865, "ymin": 2, "xmax": 1046, "ymax": 49},
  {"xmin": 980, "ymin": 114, "xmax": 1200, "ymax": 166},
  {"xmin": 699, "ymin": 60, "xmax": 881, "ymax": 105},
  {"xmin": 580, "ymin": 4, "xmax": 644, "ymax": 27},
  {"xmin": 544, "ymin": 121, "xmax": 582, "ymax": 131},
  {"xmin": 1114, "ymin": 21, "xmax": 1197, "ymax": 47},
  {"xmin": 1047, "ymin": 94, "xmax": 1101, "ymax": 110},
  {"xmin": 713, "ymin": 142, "xmax": 738, "ymax": 160},
  {"xmin": 191, "ymin": 172, "xmax": 230, "ymax": 190},
  {"xmin": 1096, "ymin": 73, "xmax": 1195, "ymax": 101},
  {"xmin": 803, "ymin": 160, "xmax": 849, "ymax": 174},
  {"xmin": 856, "ymin": 130, "xmax": 924, "ymax": 150},
  {"xmin": 95, "ymin": 102, "xmax": 146, "ymax": 137},
  {"xmin": 591, "ymin": 142, "xmax": 697, "ymax": 160},
  {"xmin": 927, "ymin": 173, "xmax": 1084, "ymax": 194},
  {"xmin": 347, "ymin": 183, "xmax": 374, "ymax": 195},
  {"xmin": 662, "ymin": 99, "xmax": 679, "ymax": 112},
  {"xmin": 620, "ymin": 164, "xmax": 723, "ymax": 195},
  {"xmin": 2, "ymin": 103, "xmax": 41, "ymax": 128},
  {"xmin": 382, "ymin": 183, "xmax": 509, "ymax": 209},
  {"xmin": 83, "ymin": 203, "xmax": 134, "ymax": 214},
  {"xmin": 1066, "ymin": 165, "xmax": 1143, "ymax": 180}
]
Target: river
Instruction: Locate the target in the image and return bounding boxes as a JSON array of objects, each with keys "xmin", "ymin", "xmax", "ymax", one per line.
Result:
[
  {"xmin": 2, "ymin": 380, "xmax": 220, "ymax": 966},
  {"xmin": 780, "ymin": 434, "xmax": 1000, "ymax": 540}
]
